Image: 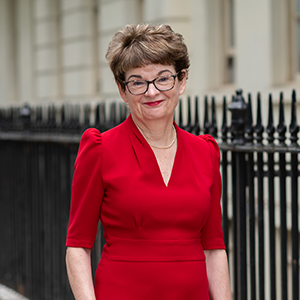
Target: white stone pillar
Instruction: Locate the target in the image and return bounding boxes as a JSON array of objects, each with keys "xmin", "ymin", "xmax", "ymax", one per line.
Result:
[
  {"xmin": 272, "ymin": 0, "xmax": 291, "ymax": 85},
  {"xmin": 235, "ymin": 0, "xmax": 273, "ymax": 93},
  {"xmin": 60, "ymin": 0, "xmax": 99, "ymax": 100},
  {"xmin": 142, "ymin": 0, "xmax": 192, "ymax": 94},
  {"xmin": 16, "ymin": 0, "xmax": 34, "ymax": 104},
  {"xmin": 189, "ymin": 0, "xmax": 224, "ymax": 96},
  {"xmin": 99, "ymin": 0, "xmax": 143, "ymax": 99},
  {"xmin": 34, "ymin": 0, "xmax": 61, "ymax": 101},
  {"xmin": 0, "ymin": 0, "xmax": 17, "ymax": 105}
]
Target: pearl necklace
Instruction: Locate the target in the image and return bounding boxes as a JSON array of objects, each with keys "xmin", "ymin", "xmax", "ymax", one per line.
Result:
[{"xmin": 135, "ymin": 123, "xmax": 177, "ymax": 149}]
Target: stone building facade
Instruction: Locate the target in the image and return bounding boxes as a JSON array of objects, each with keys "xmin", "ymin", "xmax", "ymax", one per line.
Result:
[{"xmin": 0, "ymin": 0, "xmax": 299, "ymax": 107}]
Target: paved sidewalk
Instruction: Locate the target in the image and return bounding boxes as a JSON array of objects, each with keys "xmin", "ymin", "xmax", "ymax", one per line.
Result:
[{"xmin": 0, "ymin": 284, "xmax": 29, "ymax": 300}]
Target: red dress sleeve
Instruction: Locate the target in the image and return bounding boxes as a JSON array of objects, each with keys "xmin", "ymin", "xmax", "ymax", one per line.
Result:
[
  {"xmin": 199, "ymin": 135, "xmax": 225, "ymax": 250},
  {"xmin": 66, "ymin": 128, "xmax": 104, "ymax": 249}
]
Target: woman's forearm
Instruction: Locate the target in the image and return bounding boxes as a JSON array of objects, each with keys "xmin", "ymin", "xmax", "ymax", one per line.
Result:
[
  {"xmin": 66, "ymin": 247, "xmax": 96, "ymax": 300},
  {"xmin": 204, "ymin": 249, "xmax": 231, "ymax": 300}
]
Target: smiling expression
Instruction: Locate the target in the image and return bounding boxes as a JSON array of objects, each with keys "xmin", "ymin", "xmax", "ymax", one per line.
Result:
[{"xmin": 118, "ymin": 64, "xmax": 187, "ymax": 124}]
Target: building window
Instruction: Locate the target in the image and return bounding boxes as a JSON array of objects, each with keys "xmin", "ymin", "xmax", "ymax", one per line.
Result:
[{"xmin": 223, "ymin": 0, "xmax": 235, "ymax": 84}]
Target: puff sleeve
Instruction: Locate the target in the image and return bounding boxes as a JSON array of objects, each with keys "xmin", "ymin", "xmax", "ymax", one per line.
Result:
[
  {"xmin": 66, "ymin": 128, "xmax": 104, "ymax": 249},
  {"xmin": 200, "ymin": 135, "xmax": 225, "ymax": 250}
]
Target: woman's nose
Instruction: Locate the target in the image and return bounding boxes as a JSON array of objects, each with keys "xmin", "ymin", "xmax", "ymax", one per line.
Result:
[{"xmin": 144, "ymin": 82, "xmax": 160, "ymax": 97}]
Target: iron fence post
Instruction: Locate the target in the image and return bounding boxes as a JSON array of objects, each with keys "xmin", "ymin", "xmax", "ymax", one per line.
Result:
[
  {"xmin": 228, "ymin": 89, "xmax": 248, "ymax": 300},
  {"xmin": 19, "ymin": 104, "xmax": 31, "ymax": 131}
]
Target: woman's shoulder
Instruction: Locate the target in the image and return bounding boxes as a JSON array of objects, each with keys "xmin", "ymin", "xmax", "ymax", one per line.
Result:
[
  {"xmin": 79, "ymin": 128, "xmax": 102, "ymax": 149},
  {"xmin": 178, "ymin": 127, "xmax": 217, "ymax": 148},
  {"xmin": 82, "ymin": 127, "xmax": 102, "ymax": 139},
  {"xmin": 76, "ymin": 128, "xmax": 102, "ymax": 159},
  {"xmin": 101, "ymin": 121, "xmax": 128, "ymax": 146},
  {"xmin": 178, "ymin": 127, "xmax": 220, "ymax": 160},
  {"xmin": 197, "ymin": 134, "xmax": 219, "ymax": 151},
  {"xmin": 80, "ymin": 119, "xmax": 127, "ymax": 144},
  {"xmin": 197, "ymin": 134, "xmax": 220, "ymax": 162}
]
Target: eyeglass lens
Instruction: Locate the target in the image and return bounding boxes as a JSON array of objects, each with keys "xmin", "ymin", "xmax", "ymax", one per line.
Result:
[{"xmin": 127, "ymin": 75, "xmax": 176, "ymax": 95}]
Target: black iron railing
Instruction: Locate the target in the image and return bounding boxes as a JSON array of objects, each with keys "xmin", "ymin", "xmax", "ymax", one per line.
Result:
[{"xmin": 0, "ymin": 90, "xmax": 299, "ymax": 300}]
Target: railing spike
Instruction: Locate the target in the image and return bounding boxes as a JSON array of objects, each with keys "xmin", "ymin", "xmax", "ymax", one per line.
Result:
[
  {"xmin": 69, "ymin": 104, "xmax": 80, "ymax": 133},
  {"xmin": 277, "ymin": 92, "xmax": 286, "ymax": 146},
  {"xmin": 19, "ymin": 103, "xmax": 31, "ymax": 131},
  {"xmin": 84, "ymin": 104, "xmax": 91, "ymax": 129},
  {"xmin": 52, "ymin": 104, "xmax": 56, "ymax": 122},
  {"xmin": 266, "ymin": 93, "xmax": 275, "ymax": 144},
  {"xmin": 279, "ymin": 92, "xmax": 285, "ymax": 125},
  {"xmin": 51, "ymin": 104, "xmax": 57, "ymax": 130},
  {"xmin": 45, "ymin": 105, "xmax": 50, "ymax": 129},
  {"xmin": 256, "ymin": 93, "xmax": 262, "ymax": 126},
  {"xmin": 221, "ymin": 96, "xmax": 228, "ymax": 142},
  {"xmin": 119, "ymin": 102, "xmax": 127, "ymax": 123},
  {"xmin": 110, "ymin": 101, "xmax": 116, "ymax": 127},
  {"xmin": 289, "ymin": 89, "xmax": 299, "ymax": 146},
  {"xmin": 185, "ymin": 96, "xmax": 192, "ymax": 132},
  {"xmin": 210, "ymin": 96, "xmax": 218, "ymax": 137},
  {"xmin": 228, "ymin": 89, "xmax": 248, "ymax": 145},
  {"xmin": 60, "ymin": 104, "xmax": 66, "ymax": 131},
  {"xmin": 254, "ymin": 92, "xmax": 264, "ymax": 145},
  {"xmin": 245, "ymin": 93, "xmax": 254, "ymax": 144},
  {"xmin": 67, "ymin": 104, "xmax": 73, "ymax": 131},
  {"xmin": 0, "ymin": 109, "xmax": 4, "ymax": 130},
  {"xmin": 178, "ymin": 99, "xmax": 183, "ymax": 129},
  {"xmin": 247, "ymin": 93, "xmax": 253, "ymax": 126},
  {"xmin": 36, "ymin": 107, "xmax": 42, "ymax": 123},
  {"xmin": 192, "ymin": 96, "xmax": 200, "ymax": 135},
  {"xmin": 102, "ymin": 102, "xmax": 106, "ymax": 124},
  {"xmin": 203, "ymin": 95, "xmax": 209, "ymax": 134},
  {"xmin": 95, "ymin": 104, "xmax": 100, "ymax": 127}
]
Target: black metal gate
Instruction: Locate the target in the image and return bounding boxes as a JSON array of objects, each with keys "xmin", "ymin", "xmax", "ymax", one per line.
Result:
[{"xmin": 0, "ymin": 91, "xmax": 299, "ymax": 300}]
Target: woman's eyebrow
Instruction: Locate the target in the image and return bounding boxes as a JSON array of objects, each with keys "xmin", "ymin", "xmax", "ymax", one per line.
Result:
[
  {"xmin": 127, "ymin": 74, "xmax": 142, "ymax": 81},
  {"xmin": 157, "ymin": 69, "xmax": 172, "ymax": 75},
  {"xmin": 127, "ymin": 69, "xmax": 172, "ymax": 81}
]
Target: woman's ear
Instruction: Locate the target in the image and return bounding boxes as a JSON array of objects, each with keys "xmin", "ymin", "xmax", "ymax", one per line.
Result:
[
  {"xmin": 178, "ymin": 70, "xmax": 187, "ymax": 96},
  {"xmin": 117, "ymin": 82, "xmax": 128, "ymax": 104}
]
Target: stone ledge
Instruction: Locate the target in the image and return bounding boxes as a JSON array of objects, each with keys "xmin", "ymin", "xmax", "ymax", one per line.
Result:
[{"xmin": 0, "ymin": 284, "xmax": 29, "ymax": 300}]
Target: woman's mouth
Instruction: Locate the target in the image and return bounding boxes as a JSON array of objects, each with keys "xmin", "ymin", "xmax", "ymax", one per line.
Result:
[{"xmin": 144, "ymin": 100, "xmax": 164, "ymax": 107}]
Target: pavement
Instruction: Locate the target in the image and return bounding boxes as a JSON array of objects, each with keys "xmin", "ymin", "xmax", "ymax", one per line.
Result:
[{"xmin": 0, "ymin": 284, "xmax": 29, "ymax": 300}]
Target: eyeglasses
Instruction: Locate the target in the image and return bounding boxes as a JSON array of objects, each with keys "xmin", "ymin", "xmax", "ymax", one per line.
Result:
[{"xmin": 123, "ymin": 71, "xmax": 181, "ymax": 95}]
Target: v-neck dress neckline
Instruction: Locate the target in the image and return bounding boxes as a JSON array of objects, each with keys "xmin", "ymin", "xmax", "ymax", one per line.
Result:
[{"xmin": 125, "ymin": 114, "xmax": 181, "ymax": 188}]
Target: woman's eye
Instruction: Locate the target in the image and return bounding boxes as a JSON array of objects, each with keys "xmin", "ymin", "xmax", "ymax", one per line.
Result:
[
  {"xmin": 132, "ymin": 81, "xmax": 146, "ymax": 87},
  {"xmin": 157, "ymin": 76, "xmax": 170, "ymax": 83}
]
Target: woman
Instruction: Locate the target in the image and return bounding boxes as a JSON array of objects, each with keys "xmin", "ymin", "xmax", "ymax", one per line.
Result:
[{"xmin": 66, "ymin": 24, "xmax": 231, "ymax": 300}]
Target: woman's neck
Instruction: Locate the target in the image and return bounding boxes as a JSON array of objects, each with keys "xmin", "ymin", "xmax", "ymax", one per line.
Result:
[{"xmin": 131, "ymin": 115, "xmax": 176, "ymax": 149}]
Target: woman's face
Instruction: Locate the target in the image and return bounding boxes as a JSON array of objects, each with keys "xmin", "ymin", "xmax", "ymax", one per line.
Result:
[{"xmin": 118, "ymin": 64, "xmax": 186, "ymax": 124}]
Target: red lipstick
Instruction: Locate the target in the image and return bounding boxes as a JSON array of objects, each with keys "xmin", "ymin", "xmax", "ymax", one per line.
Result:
[{"xmin": 144, "ymin": 100, "xmax": 164, "ymax": 107}]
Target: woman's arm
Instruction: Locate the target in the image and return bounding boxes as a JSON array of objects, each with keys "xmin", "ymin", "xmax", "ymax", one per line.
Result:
[
  {"xmin": 66, "ymin": 247, "xmax": 96, "ymax": 300},
  {"xmin": 204, "ymin": 249, "xmax": 231, "ymax": 300}
]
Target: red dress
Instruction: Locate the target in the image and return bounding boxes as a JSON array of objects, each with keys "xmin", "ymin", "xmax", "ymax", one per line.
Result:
[{"xmin": 66, "ymin": 115, "xmax": 225, "ymax": 300}]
